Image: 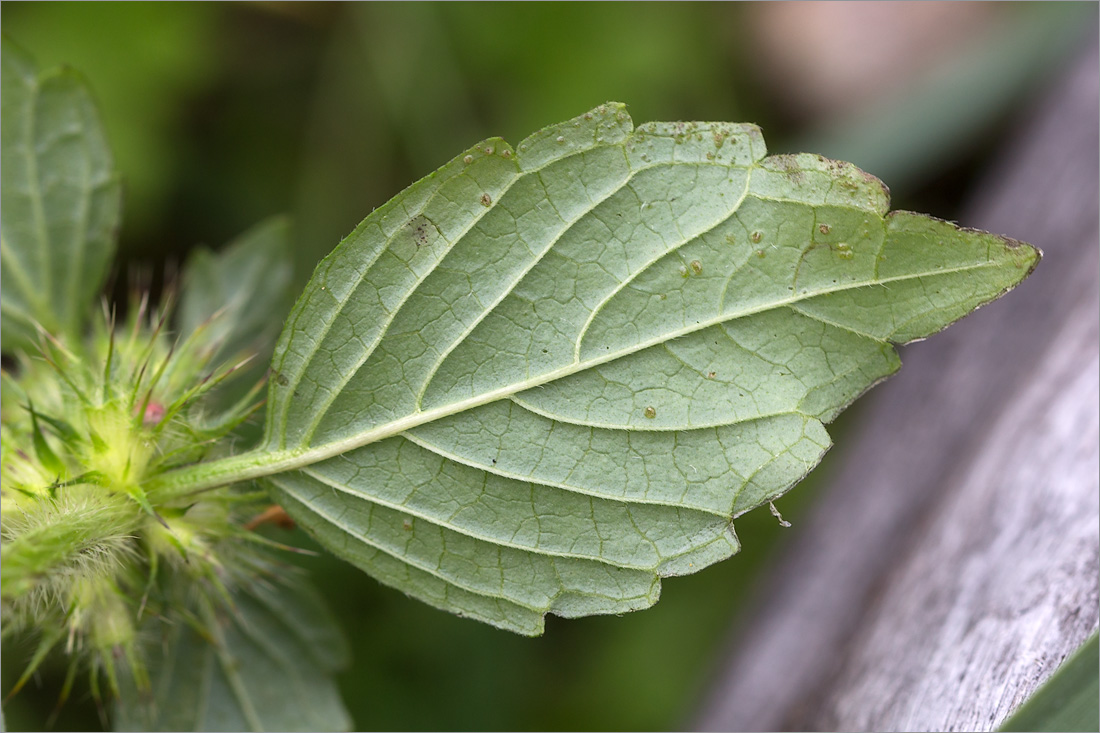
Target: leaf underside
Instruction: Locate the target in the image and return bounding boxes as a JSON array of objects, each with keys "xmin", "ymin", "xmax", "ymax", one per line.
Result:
[
  {"xmin": 261, "ymin": 103, "xmax": 1037, "ymax": 635},
  {"xmin": 0, "ymin": 40, "xmax": 120, "ymax": 353}
]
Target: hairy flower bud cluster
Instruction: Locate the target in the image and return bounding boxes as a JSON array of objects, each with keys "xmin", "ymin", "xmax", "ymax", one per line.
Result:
[{"xmin": 0, "ymin": 300, "xmax": 270, "ymax": 703}]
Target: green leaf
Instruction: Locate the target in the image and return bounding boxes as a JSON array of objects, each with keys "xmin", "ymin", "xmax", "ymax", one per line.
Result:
[
  {"xmin": 177, "ymin": 216, "xmax": 293, "ymax": 367},
  {"xmin": 27, "ymin": 400, "xmax": 66, "ymax": 481},
  {"xmin": 1000, "ymin": 632, "xmax": 1099, "ymax": 732},
  {"xmin": 114, "ymin": 574, "xmax": 351, "ymax": 732},
  {"xmin": 0, "ymin": 37, "xmax": 121, "ymax": 353},
  {"xmin": 156, "ymin": 103, "xmax": 1037, "ymax": 635}
]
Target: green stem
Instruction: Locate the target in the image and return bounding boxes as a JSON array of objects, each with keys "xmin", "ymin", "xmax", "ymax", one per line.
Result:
[{"xmin": 145, "ymin": 448, "xmax": 300, "ymax": 500}]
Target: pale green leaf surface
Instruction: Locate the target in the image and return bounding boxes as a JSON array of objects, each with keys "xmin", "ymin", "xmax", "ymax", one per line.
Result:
[
  {"xmin": 177, "ymin": 216, "xmax": 293, "ymax": 367},
  {"xmin": 247, "ymin": 103, "xmax": 1037, "ymax": 635},
  {"xmin": 0, "ymin": 38, "xmax": 120, "ymax": 352},
  {"xmin": 114, "ymin": 575, "xmax": 351, "ymax": 732}
]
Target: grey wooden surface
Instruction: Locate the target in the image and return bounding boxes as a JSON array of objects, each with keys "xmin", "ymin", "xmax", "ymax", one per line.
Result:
[{"xmin": 695, "ymin": 37, "xmax": 1099, "ymax": 733}]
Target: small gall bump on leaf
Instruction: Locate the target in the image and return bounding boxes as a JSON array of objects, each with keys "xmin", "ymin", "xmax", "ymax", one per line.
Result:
[
  {"xmin": 690, "ymin": 260, "xmax": 703, "ymax": 275},
  {"xmin": 755, "ymin": 249, "xmax": 766, "ymax": 258},
  {"xmin": 751, "ymin": 231, "xmax": 762, "ymax": 243},
  {"xmin": 403, "ymin": 519, "xmax": 413, "ymax": 531},
  {"xmin": 556, "ymin": 136, "xmax": 566, "ymax": 144},
  {"xmin": 818, "ymin": 223, "xmax": 831, "ymax": 235},
  {"xmin": 679, "ymin": 265, "xmax": 689, "ymax": 278},
  {"xmin": 480, "ymin": 193, "xmax": 492, "ymax": 207},
  {"xmin": 643, "ymin": 406, "xmax": 657, "ymax": 419},
  {"xmin": 463, "ymin": 154, "xmax": 473, "ymax": 165},
  {"xmin": 483, "ymin": 146, "xmax": 494, "ymax": 155},
  {"xmin": 706, "ymin": 371, "xmax": 717, "ymax": 379}
]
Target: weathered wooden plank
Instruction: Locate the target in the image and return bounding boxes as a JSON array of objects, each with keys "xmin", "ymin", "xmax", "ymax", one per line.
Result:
[{"xmin": 696, "ymin": 37, "xmax": 1099, "ymax": 733}]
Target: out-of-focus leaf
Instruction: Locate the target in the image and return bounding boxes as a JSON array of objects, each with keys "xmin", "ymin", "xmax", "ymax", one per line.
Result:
[
  {"xmin": 1, "ymin": 4, "xmax": 219, "ymax": 242},
  {"xmin": 177, "ymin": 216, "xmax": 293, "ymax": 367},
  {"xmin": 293, "ymin": 4, "xmax": 744, "ymax": 284},
  {"xmin": 210, "ymin": 103, "xmax": 1035, "ymax": 635},
  {"xmin": 1000, "ymin": 632, "xmax": 1099, "ymax": 733},
  {"xmin": 0, "ymin": 37, "xmax": 120, "ymax": 353},
  {"xmin": 114, "ymin": 574, "xmax": 350, "ymax": 732}
]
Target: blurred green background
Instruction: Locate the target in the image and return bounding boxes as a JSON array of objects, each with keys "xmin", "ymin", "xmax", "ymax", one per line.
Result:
[{"xmin": 1, "ymin": 2, "xmax": 1093, "ymax": 730}]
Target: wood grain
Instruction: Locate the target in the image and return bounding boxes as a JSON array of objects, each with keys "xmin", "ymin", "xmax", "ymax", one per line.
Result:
[{"xmin": 695, "ymin": 37, "xmax": 1099, "ymax": 733}]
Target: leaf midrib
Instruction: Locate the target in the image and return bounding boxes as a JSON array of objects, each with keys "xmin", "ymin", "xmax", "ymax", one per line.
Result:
[
  {"xmin": 1, "ymin": 63, "xmax": 56, "ymax": 324},
  {"xmin": 65, "ymin": 92, "xmax": 95, "ymax": 339},
  {"xmin": 147, "ymin": 259, "xmax": 1002, "ymax": 499}
]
